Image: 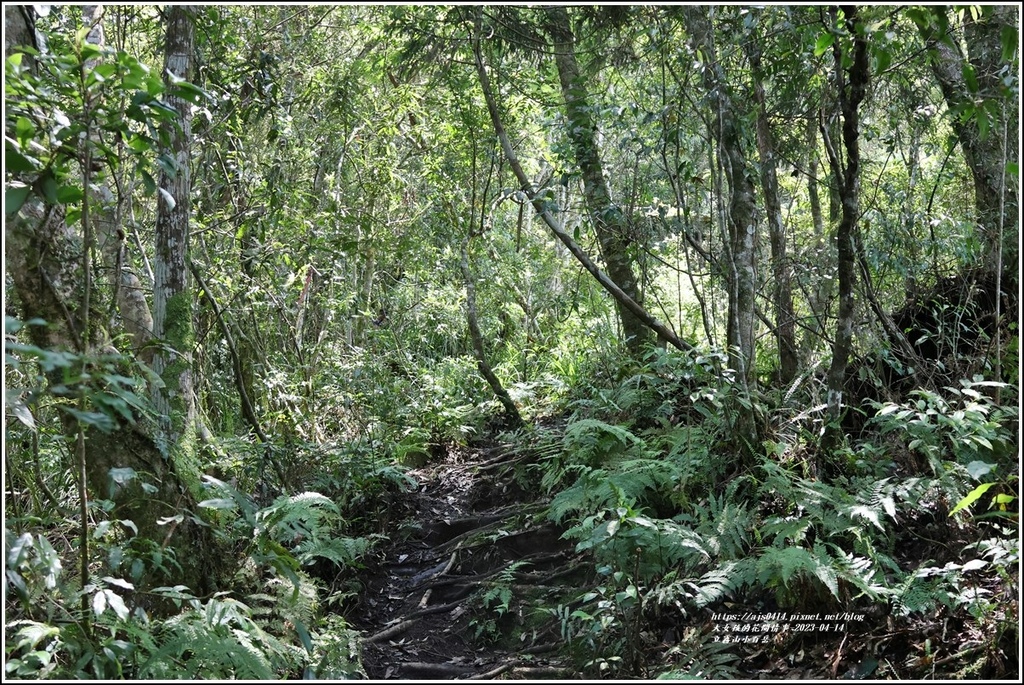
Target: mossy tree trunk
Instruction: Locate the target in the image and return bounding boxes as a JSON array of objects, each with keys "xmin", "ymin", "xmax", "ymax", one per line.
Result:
[
  {"xmin": 152, "ymin": 5, "xmax": 201, "ymax": 495},
  {"xmin": 925, "ymin": 5, "xmax": 1019, "ymax": 272},
  {"xmin": 4, "ymin": 5, "xmax": 213, "ymax": 600},
  {"xmin": 545, "ymin": 6, "xmax": 653, "ymax": 356}
]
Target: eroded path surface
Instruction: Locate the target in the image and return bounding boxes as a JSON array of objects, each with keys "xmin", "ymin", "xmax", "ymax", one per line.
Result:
[{"xmin": 350, "ymin": 445, "xmax": 577, "ymax": 680}]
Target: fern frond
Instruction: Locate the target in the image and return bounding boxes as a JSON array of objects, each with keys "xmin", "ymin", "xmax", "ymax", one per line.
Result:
[
  {"xmin": 141, "ymin": 598, "xmax": 304, "ymax": 679},
  {"xmin": 706, "ymin": 495, "xmax": 751, "ymax": 558},
  {"xmin": 295, "ymin": 535, "xmax": 372, "ymax": 568},
  {"xmin": 762, "ymin": 515, "xmax": 812, "ymax": 547},
  {"xmin": 563, "ymin": 418, "xmax": 642, "ymax": 465},
  {"xmin": 828, "ymin": 546, "xmax": 889, "ymax": 602},
  {"xmin": 658, "ymin": 627, "xmax": 740, "ymax": 679},
  {"xmin": 255, "ymin": 491, "xmax": 341, "ymax": 548},
  {"xmin": 688, "ymin": 560, "xmax": 752, "ymax": 608}
]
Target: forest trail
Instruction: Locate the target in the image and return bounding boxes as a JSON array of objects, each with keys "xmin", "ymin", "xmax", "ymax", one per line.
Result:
[{"xmin": 350, "ymin": 444, "xmax": 576, "ymax": 680}]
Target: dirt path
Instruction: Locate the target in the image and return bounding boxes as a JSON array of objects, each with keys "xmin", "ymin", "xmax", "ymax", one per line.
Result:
[{"xmin": 350, "ymin": 444, "xmax": 577, "ymax": 680}]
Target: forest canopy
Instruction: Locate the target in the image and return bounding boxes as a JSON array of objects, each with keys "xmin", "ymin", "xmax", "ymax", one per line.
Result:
[{"xmin": 3, "ymin": 4, "xmax": 1019, "ymax": 680}]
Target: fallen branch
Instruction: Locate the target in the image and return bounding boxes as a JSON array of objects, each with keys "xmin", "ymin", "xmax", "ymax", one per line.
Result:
[
  {"xmin": 475, "ymin": 452, "xmax": 530, "ymax": 473},
  {"xmin": 365, "ymin": 599, "xmax": 466, "ymax": 644},
  {"xmin": 467, "ymin": 661, "xmax": 514, "ymax": 679},
  {"xmin": 365, "ymin": 619, "xmax": 416, "ymax": 644},
  {"xmin": 402, "ymin": 661, "xmax": 476, "ymax": 678},
  {"xmin": 407, "ymin": 599, "xmax": 463, "ymax": 619},
  {"xmin": 512, "ymin": 665, "xmax": 570, "ymax": 677}
]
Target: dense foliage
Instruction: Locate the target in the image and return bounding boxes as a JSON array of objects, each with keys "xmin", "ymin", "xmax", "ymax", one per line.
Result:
[{"xmin": 4, "ymin": 4, "xmax": 1018, "ymax": 680}]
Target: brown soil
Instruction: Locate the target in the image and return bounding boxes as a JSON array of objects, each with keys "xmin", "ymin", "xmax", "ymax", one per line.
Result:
[{"xmin": 349, "ymin": 443, "xmax": 578, "ymax": 680}]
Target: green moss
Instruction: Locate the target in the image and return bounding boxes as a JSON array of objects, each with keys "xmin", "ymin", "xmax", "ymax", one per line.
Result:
[{"xmin": 160, "ymin": 291, "xmax": 203, "ymax": 499}]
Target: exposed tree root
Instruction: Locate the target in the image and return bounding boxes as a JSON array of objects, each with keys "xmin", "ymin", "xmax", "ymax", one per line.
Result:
[
  {"xmin": 466, "ymin": 661, "xmax": 515, "ymax": 679},
  {"xmin": 401, "ymin": 661, "xmax": 477, "ymax": 678},
  {"xmin": 365, "ymin": 619, "xmax": 417, "ymax": 645}
]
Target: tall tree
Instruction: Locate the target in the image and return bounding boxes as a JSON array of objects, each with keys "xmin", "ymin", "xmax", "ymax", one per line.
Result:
[
  {"xmin": 681, "ymin": 6, "xmax": 759, "ymax": 454},
  {"xmin": 152, "ymin": 5, "xmax": 199, "ymax": 456},
  {"xmin": 921, "ymin": 5, "xmax": 1019, "ymax": 272},
  {"xmin": 822, "ymin": 6, "xmax": 870, "ymax": 454},
  {"xmin": 470, "ymin": 8, "xmax": 692, "ymax": 354},
  {"xmin": 543, "ymin": 6, "xmax": 652, "ymax": 355},
  {"xmin": 745, "ymin": 19, "xmax": 798, "ymax": 385},
  {"xmin": 682, "ymin": 7, "xmax": 758, "ymax": 390},
  {"xmin": 4, "ymin": 4, "xmax": 214, "ymax": 600}
]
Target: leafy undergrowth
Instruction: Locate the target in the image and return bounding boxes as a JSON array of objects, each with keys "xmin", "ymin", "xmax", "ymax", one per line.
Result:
[
  {"xmin": 6, "ymin": 349, "xmax": 1017, "ymax": 680},
  {"xmin": 507, "ymin": 350, "xmax": 1020, "ymax": 680},
  {"xmin": 337, "ymin": 348, "xmax": 1019, "ymax": 680}
]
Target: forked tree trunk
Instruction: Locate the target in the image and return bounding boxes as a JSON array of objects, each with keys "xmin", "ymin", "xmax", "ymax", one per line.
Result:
[
  {"xmin": 683, "ymin": 7, "xmax": 758, "ymax": 389},
  {"xmin": 682, "ymin": 6, "xmax": 759, "ymax": 454}
]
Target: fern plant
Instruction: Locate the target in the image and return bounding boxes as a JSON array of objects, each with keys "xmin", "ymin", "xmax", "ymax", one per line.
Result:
[
  {"xmin": 656, "ymin": 626, "xmax": 740, "ymax": 680},
  {"xmin": 139, "ymin": 594, "xmax": 305, "ymax": 679}
]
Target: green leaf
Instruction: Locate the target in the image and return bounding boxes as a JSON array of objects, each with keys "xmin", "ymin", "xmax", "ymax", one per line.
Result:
[
  {"xmin": 1001, "ymin": 24, "xmax": 1018, "ymax": 62},
  {"xmin": 62, "ymin": 406, "xmax": 115, "ymax": 432},
  {"xmin": 978, "ymin": 110, "xmax": 990, "ymax": 140},
  {"xmin": 198, "ymin": 498, "xmax": 237, "ymax": 510},
  {"xmin": 126, "ymin": 135, "xmax": 152, "ymax": 154},
  {"xmin": 56, "ymin": 185, "xmax": 83, "ymax": 204},
  {"xmin": 140, "ymin": 168, "xmax": 157, "ymax": 194},
  {"xmin": 102, "ymin": 576, "xmax": 134, "ymax": 591},
  {"xmin": 169, "ymin": 80, "xmax": 208, "ymax": 104},
  {"xmin": 962, "ymin": 63, "xmax": 978, "ymax": 93},
  {"xmin": 966, "ymin": 460, "xmax": 995, "ymax": 480},
  {"xmin": 106, "ymin": 590, "xmax": 129, "ymax": 620},
  {"xmin": 873, "ymin": 47, "xmax": 891, "ymax": 74},
  {"xmin": 814, "ymin": 32, "xmax": 835, "ymax": 57},
  {"xmin": 6, "ymin": 184, "xmax": 32, "ymax": 216},
  {"xmin": 949, "ymin": 482, "xmax": 995, "ymax": 517},
  {"xmin": 15, "ymin": 116, "xmax": 35, "ymax": 144},
  {"xmin": 36, "ymin": 172, "xmax": 59, "ymax": 205},
  {"xmin": 960, "ymin": 558, "xmax": 987, "ymax": 572},
  {"xmin": 92, "ymin": 589, "xmax": 107, "ymax": 617},
  {"xmin": 4, "ymin": 148, "xmax": 40, "ymax": 174},
  {"xmin": 13, "ymin": 623, "xmax": 59, "ymax": 652}
]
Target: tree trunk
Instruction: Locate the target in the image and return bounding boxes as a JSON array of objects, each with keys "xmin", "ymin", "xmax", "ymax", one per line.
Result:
[
  {"xmin": 822, "ymin": 6, "xmax": 870, "ymax": 455},
  {"xmin": 4, "ymin": 5, "xmax": 213, "ymax": 600},
  {"xmin": 81, "ymin": 6, "xmax": 155, "ymax": 361},
  {"xmin": 682, "ymin": 6, "xmax": 759, "ymax": 454},
  {"xmin": 683, "ymin": 7, "xmax": 758, "ymax": 389},
  {"xmin": 460, "ymin": 238, "xmax": 523, "ymax": 428},
  {"xmin": 152, "ymin": 5, "xmax": 199, "ymax": 484},
  {"xmin": 746, "ymin": 33, "xmax": 798, "ymax": 386},
  {"xmin": 925, "ymin": 6, "xmax": 1018, "ymax": 271},
  {"xmin": 545, "ymin": 6, "xmax": 652, "ymax": 356},
  {"xmin": 803, "ymin": 115, "xmax": 831, "ymax": 354},
  {"xmin": 470, "ymin": 10, "xmax": 692, "ymax": 354}
]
